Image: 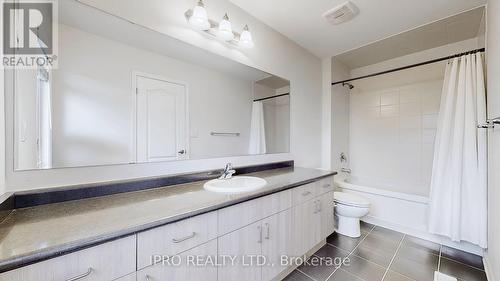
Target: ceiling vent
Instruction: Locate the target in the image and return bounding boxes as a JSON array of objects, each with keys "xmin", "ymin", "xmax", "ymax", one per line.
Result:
[{"xmin": 322, "ymin": 1, "xmax": 359, "ymax": 25}]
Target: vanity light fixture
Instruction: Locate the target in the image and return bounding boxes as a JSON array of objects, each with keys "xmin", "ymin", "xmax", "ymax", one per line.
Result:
[
  {"xmin": 239, "ymin": 25, "xmax": 254, "ymax": 48},
  {"xmin": 217, "ymin": 13, "xmax": 234, "ymax": 41},
  {"xmin": 188, "ymin": 0, "xmax": 210, "ymax": 30},
  {"xmin": 185, "ymin": 2, "xmax": 255, "ymax": 48}
]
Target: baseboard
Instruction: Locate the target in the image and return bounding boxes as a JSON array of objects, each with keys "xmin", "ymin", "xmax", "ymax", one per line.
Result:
[
  {"xmin": 362, "ymin": 216, "xmax": 484, "ymax": 256},
  {"xmin": 483, "ymin": 255, "xmax": 495, "ymax": 281}
]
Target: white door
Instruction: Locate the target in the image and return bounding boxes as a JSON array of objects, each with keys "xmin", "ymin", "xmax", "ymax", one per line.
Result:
[
  {"xmin": 136, "ymin": 76, "xmax": 188, "ymax": 162},
  {"xmin": 218, "ymin": 221, "xmax": 263, "ymax": 281},
  {"xmin": 262, "ymin": 209, "xmax": 292, "ymax": 281}
]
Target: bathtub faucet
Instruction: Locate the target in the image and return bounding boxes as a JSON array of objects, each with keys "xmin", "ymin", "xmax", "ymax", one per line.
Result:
[{"xmin": 341, "ymin": 168, "xmax": 351, "ymax": 174}]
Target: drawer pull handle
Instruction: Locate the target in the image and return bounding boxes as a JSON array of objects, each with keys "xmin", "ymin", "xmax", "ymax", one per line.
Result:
[
  {"xmin": 172, "ymin": 232, "xmax": 196, "ymax": 243},
  {"xmin": 302, "ymin": 191, "xmax": 311, "ymax": 196},
  {"xmin": 66, "ymin": 268, "xmax": 92, "ymax": 281}
]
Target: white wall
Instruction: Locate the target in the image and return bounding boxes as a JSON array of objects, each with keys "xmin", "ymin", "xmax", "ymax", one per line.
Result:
[
  {"xmin": 485, "ymin": 1, "xmax": 500, "ymax": 280},
  {"xmin": 4, "ymin": 0, "xmax": 322, "ymax": 191},
  {"xmin": 330, "ymin": 58, "xmax": 350, "ymax": 171}
]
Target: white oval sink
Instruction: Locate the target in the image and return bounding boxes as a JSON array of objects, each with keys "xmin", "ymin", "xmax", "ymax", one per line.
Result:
[{"xmin": 204, "ymin": 176, "xmax": 267, "ymax": 193}]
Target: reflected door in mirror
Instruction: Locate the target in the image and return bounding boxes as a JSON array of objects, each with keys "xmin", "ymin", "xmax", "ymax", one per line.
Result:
[{"xmin": 135, "ymin": 76, "xmax": 188, "ymax": 162}]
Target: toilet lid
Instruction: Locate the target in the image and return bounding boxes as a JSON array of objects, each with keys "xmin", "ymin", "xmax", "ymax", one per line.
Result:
[{"xmin": 334, "ymin": 192, "xmax": 370, "ymax": 207}]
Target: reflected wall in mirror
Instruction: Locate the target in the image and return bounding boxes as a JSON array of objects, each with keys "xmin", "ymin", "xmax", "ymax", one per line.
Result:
[{"xmin": 10, "ymin": 0, "xmax": 290, "ymax": 171}]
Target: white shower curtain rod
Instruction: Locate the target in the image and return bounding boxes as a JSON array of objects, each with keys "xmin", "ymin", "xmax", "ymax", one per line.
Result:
[{"xmin": 331, "ymin": 48, "xmax": 485, "ymax": 86}]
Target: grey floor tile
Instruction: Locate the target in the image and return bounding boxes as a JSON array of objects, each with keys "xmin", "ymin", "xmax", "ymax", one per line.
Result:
[
  {"xmin": 359, "ymin": 233, "xmax": 401, "ymax": 254},
  {"xmin": 361, "ymin": 221, "xmax": 375, "ymax": 234},
  {"xmin": 441, "ymin": 246, "xmax": 484, "ymax": 270},
  {"xmin": 283, "ymin": 270, "xmax": 315, "ymax": 281},
  {"xmin": 327, "ymin": 268, "xmax": 365, "ymax": 281},
  {"xmin": 327, "ymin": 232, "xmax": 366, "ymax": 252},
  {"xmin": 401, "ymin": 236, "xmax": 441, "ymax": 256},
  {"xmin": 298, "ymin": 256, "xmax": 340, "ymax": 281},
  {"xmin": 439, "ymin": 257, "xmax": 488, "ymax": 281},
  {"xmin": 383, "ymin": 270, "xmax": 416, "ymax": 281},
  {"xmin": 341, "ymin": 254, "xmax": 387, "ymax": 281},
  {"xmin": 369, "ymin": 227, "xmax": 405, "ymax": 244},
  {"xmin": 353, "ymin": 242, "xmax": 396, "ymax": 267},
  {"xmin": 390, "ymin": 250, "xmax": 438, "ymax": 281},
  {"xmin": 315, "ymin": 244, "xmax": 351, "ymax": 260}
]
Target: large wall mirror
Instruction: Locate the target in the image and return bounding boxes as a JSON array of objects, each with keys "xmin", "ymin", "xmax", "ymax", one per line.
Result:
[{"xmin": 8, "ymin": 0, "xmax": 290, "ymax": 171}]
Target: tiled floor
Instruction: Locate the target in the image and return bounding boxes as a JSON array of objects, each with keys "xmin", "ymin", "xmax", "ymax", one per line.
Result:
[{"xmin": 284, "ymin": 222, "xmax": 487, "ymax": 281}]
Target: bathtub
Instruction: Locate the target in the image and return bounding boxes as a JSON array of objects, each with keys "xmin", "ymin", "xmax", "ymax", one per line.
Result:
[
  {"xmin": 334, "ymin": 175, "xmax": 428, "ymax": 204},
  {"xmin": 333, "ymin": 174, "xmax": 483, "ymax": 255}
]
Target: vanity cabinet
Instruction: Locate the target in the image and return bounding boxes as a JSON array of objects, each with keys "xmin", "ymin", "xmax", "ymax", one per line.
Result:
[
  {"xmin": 137, "ymin": 211, "xmax": 218, "ymax": 269},
  {"xmin": 0, "ymin": 236, "xmax": 136, "ymax": 281},
  {"xmin": 136, "ymin": 239, "xmax": 218, "ymax": 281},
  {"xmin": 217, "ymin": 209, "xmax": 293, "ymax": 281},
  {"xmin": 0, "ymin": 176, "xmax": 335, "ymax": 281}
]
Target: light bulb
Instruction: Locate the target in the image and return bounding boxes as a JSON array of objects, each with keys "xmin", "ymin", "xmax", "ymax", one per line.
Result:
[
  {"xmin": 217, "ymin": 13, "xmax": 234, "ymax": 41},
  {"xmin": 189, "ymin": 0, "xmax": 210, "ymax": 30},
  {"xmin": 239, "ymin": 25, "xmax": 254, "ymax": 48}
]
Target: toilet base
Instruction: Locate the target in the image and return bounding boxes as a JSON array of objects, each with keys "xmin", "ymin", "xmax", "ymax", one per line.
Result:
[{"xmin": 336, "ymin": 215, "xmax": 361, "ymax": 238}]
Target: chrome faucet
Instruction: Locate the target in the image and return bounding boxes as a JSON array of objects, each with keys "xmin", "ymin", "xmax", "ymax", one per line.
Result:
[
  {"xmin": 219, "ymin": 163, "xmax": 236, "ymax": 180},
  {"xmin": 341, "ymin": 168, "xmax": 351, "ymax": 174}
]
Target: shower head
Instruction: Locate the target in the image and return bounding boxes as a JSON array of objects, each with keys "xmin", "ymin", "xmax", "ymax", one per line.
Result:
[{"xmin": 342, "ymin": 82, "xmax": 354, "ymax": 89}]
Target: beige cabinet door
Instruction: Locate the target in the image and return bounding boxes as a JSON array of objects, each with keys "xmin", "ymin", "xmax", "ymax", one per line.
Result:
[
  {"xmin": 136, "ymin": 239, "xmax": 217, "ymax": 281},
  {"xmin": 218, "ymin": 221, "xmax": 263, "ymax": 281},
  {"xmin": 319, "ymin": 191, "xmax": 335, "ymax": 239},
  {"xmin": 292, "ymin": 198, "xmax": 320, "ymax": 257},
  {"xmin": 262, "ymin": 209, "xmax": 293, "ymax": 281}
]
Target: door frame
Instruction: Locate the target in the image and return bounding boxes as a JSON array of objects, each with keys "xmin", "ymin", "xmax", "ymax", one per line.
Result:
[{"xmin": 131, "ymin": 71, "xmax": 190, "ymax": 163}]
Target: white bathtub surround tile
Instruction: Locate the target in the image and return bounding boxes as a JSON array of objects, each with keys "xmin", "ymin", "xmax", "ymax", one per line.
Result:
[
  {"xmin": 349, "ymin": 79, "xmax": 442, "ymax": 198},
  {"xmin": 399, "ymin": 116, "xmax": 421, "ymax": 130},
  {"xmin": 381, "ymin": 91, "xmax": 400, "ymax": 106},
  {"xmin": 381, "ymin": 105, "xmax": 400, "ymax": 118},
  {"xmin": 422, "ymin": 114, "xmax": 439, "ymax": 129},
  {"xmin": 400, "ymin": 102, "xmax": 422, "ymax": 116},
  {"xmin": 422, "ymin": 129, "xmax": 437, "ymax": 144}
]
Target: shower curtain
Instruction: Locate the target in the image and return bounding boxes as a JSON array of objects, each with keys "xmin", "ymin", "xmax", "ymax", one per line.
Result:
[
  {"xmin": 428, "ymin": 53, "xmax": 487, "ymax": 248},
  {"xmin": 248, "ymin": 101, "xmax": 267, "ymax": 154}
]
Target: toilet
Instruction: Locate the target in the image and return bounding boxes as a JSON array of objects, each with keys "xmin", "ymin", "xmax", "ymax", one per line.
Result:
[{"xmin": 334, "ymin": 192, "xmax": 370, "ymax": 238}]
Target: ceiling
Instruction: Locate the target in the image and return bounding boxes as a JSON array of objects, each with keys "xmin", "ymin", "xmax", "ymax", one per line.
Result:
[
  {"xmin": 229, "ymin": 0, "xmax": 486, "ymax": 58},
  {"xmin": 335, "ymin": 7, "xmax": 485, "ymax": 69}
]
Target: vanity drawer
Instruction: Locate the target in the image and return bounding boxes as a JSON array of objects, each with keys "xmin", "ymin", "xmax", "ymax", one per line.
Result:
[
  {"xmin": 137, "ymin": 211, "xmax": 218, "ymax": 269},
  {"xmin": 218, "ymin": 190, "xmax": 291, "ymax": 235},
  {"xmin": 292, "ymin": 182, "xmax": 317, "ymax": 205},
  {"xmin": 316, "ymin": 176, "xmax": 334, "ymax": 195},
  {"xmin": 0, "ymin": 236, "xmax": 136, "ymax": 281},
  {"xmin": 136, "ymin": 239, "xmax": 217, "ymax": 281}
]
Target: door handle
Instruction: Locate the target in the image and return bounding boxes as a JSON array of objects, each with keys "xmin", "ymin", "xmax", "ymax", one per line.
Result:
[
  {"xmin": 264, "ymin": 223, "xmax": 270, "ymax": 239},
  {"xmin": 478, "ymin": 117, "xmax": 500, "ymax": 129},
  {"xmin": 313, "ymin": 200, "xmax": 319, "ymax": 214},
  {"xmin": 257, "ymin": 225, "xmax": 262, "ymax": 243},
  {"xmin": 178, "ymin": 149, "xmax": 186, "ymax": 155}
]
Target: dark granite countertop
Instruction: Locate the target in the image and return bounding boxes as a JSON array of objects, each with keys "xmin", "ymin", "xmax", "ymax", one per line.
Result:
[{"xmin": 0, "ymin": 167, "xmax": 336, "ymax": 273}]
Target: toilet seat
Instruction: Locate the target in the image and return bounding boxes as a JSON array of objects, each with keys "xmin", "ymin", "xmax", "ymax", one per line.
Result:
[{"xmin": 334, "ymin": 192, "xmax": 370, "ymax": 208}]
